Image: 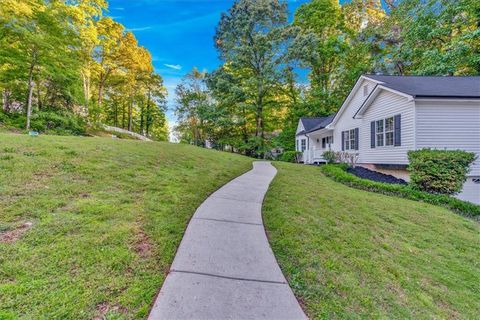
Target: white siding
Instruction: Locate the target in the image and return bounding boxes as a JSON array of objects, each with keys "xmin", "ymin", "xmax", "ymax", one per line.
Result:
[
  {"xmin": 332, "ymin": 79, "xmax": 376, "ymax": 151},
  {"xmin": 415, "ymin": 100, "xmax": 480, "ymax": 176},
  {"xmin": 359, "ymin": 90, "xmax": 415, "ymax": 164},
  {"xmin": 416, "ymin": 100, "xmax": 480, "ymax": 204},
  {"xmin": 295, "ymin": 120, "xmax": 305, "ymax": 135}
]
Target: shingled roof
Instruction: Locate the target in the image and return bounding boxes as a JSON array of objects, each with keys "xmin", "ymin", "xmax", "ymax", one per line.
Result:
[
  {"xmin": 297, "ymin": 114, "xmax": 335, "ymax": 136},
  {"xmin": 364, "ymin": 75, "xmax": 480, "ymax": 98}
]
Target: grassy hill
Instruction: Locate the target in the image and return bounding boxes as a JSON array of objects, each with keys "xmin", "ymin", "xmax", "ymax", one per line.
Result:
[
  {"xmin": 0, "ymin": 134, "xmax": 252, "ymax": 319},
  {"xmin": 263, "ymin": 162, "xmax": 480, "ymax": 319}
]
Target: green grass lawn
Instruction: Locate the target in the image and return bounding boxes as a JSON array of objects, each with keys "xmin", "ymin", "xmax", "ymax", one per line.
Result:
[
  {"xmin": 263, "ymin": 162, "xmax": 480, "ymax": 319},
  {"xmin": 0, "ymin": 133, "xmax": 252, "ymax": 319}
]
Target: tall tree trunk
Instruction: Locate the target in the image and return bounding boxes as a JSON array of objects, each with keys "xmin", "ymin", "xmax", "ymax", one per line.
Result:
[
  {"xmin": 2, "ymin": 90, "xmax": 8, "ymax": 111},
  {"xmin": 98, "ymin": 79, "xmax": 104, "ymax": 109},
  {"xmin": 122, "ymin": 102, "xmax": 126, "ymax": 129},
  {"xmin": 139, "ymin": 100, "xmax": 145, "ymax": 134},
  {"xmin": 145, "ymin": 90, "xmax": 151, "ymax": 136},
  {"xmin": 128, "ymin": 98, "xmax": 133, "ymax": 132},
  {"xmin": 36, "ymin": 78, "xmax": 42, "ymax": 110},
  {"xmin": 114, "ymin": 102, "xmax": 118, "ymax": 127},
  {"xmin": 26, "ymin": 50, "xmax": 37, "ymax": 130},
  {"xmin": 97, "ymin": 69, "xmax": 110, "ymax": 110},
  {"xmin": 255, "ymin": 91, "xmax": 264, "ymax": 157},
  {"xmin": 82, "ymin": 70, "xmax": 90, "ymax": 116}
]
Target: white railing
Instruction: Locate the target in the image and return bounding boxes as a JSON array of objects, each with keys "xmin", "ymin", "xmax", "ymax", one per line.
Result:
[
  {"xmin": 313, "ymin": 149, "xmax": 324, "ymax": 160},
  {"xmin": 102, "ymin": 125, "xmax": 152, "ymax": 141},
  {"xmin": 303, "ymin": 148, "xmax": 327, "ymax": 164}
]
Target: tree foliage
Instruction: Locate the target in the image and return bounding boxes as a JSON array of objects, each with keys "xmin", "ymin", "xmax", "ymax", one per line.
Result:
[
  {"xmin": 173, "ymin": 0, "xmax": 479, "ymax": 155},
  {"xmin": 0, "ymin": 0, "xmax": 168, "ymax": 140}
]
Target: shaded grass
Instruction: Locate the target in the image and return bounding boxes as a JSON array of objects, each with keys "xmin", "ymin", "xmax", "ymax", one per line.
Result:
[
  {"xmin": 263, "ymin": 162, "xmax": 480, "ymax": 319},
  {"xmin": 0, "ymin": 133, "xmax": 252, "ymax": 319}
]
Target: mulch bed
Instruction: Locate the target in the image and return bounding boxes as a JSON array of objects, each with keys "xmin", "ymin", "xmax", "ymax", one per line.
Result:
[{"xmin": 347, "ymin": 166, "xmax": 408, "ymax": 185}]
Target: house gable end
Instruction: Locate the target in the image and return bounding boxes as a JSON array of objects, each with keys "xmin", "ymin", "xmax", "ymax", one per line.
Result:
[
  {"xmin": 296, "ymin": 119, "xmax": 305, "ymax": 135},
  {"xmin": 354, "ymin": 85, "xmax": 414, "ymax": 118},
  {"xmin": 328, "ymin": 76, "xmax": 383, "ymax": 129}
]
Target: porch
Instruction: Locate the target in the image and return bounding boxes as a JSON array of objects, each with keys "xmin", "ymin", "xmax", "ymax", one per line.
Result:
[{"xmin": 302, "ymin": 129, "xmax": 334, "ymax": 164}]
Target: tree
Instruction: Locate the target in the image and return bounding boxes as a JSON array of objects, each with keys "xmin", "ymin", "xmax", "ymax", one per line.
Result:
[
  {"xmin": 214, "ymin": 0, "xmax": 294, "ymax": 156},
  {"xmin": 93, "ymin": 17, "xmax": 124, "ymax": 114},
  {"xmin": 174, "ymin": 68, "xmax": 212, "ymax": 146},
  {"xmin": 0, "ymin": 0, "xmax": 168, "ymax": 139},
  {"xmin": 291, "ymin": 0, "xmax": 384, "ymax": 115},
  {"xmin": 378, "ymin": 0, "xmax": 480, "ymax": 75},
  {"xmin": 0, "ymin": 0, "xmax": 82, "ymax": 129}
]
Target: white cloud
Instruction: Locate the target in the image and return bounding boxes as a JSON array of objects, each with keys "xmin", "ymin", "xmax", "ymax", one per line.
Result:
[
  {"xmin": 128, "ymin": 26, "xmax": 152, "ymax": 31},
  {"xmin": 164, "ymin": 64, "xmax": 182, "ymax": 70}
]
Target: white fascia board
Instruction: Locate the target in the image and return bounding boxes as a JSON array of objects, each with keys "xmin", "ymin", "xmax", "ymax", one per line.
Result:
[
  {"xmin": 354, "ymin": 85, "xmax": 414, "ymax": 118},
  {"xmin": 330, "ymin": 76, "xmax": 384, "ymax": 126}
]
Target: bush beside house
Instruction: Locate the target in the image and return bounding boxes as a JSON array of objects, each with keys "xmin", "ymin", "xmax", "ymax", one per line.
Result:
[
  {"xmin": 408, "ymin": 149, "xmax": 477, "ymax": 195},
  {"xmin": 320, "ymin": 164, "xmax": 480, "ymax": 218}
]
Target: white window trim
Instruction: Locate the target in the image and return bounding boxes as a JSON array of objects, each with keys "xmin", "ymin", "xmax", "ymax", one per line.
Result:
[
  {"xmin": 343, "ymin": 129, "xmax": 356, "ymax": 151},
  {"xmin": 375, "ymin": 116, "xmax": 395, "ymax": 148},
  {"xmin": 301, "ymin": 139, "xmax": 306, "ymax": 152}
]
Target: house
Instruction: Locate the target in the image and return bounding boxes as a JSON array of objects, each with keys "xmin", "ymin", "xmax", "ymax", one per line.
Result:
[{"xmin": 296, "ymin": 75, "xmax": 480, "ymax": 204}]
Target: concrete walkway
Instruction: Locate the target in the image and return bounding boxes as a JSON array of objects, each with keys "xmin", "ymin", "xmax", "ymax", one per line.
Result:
[{"xmin": 149, "ymin": 162, "xmax": 307, "ymax": 320}]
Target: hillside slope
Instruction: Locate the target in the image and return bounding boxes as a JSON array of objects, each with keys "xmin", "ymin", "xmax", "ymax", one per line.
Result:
[
  {"xmin": 0, "ymin": 134, "xmax": 252, "ymax": 319},
  {"xmin": 263, "ymin": 162, "xmax": 480, "ymax": 319}
]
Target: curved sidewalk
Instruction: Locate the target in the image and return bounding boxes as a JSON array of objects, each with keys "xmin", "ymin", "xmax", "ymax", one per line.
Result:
[{"xmin": 149, "ymin": 161, "xmax": 307, "ymax": 320}]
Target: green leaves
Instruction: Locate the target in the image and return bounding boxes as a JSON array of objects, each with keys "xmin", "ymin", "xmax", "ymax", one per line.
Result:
[{"xmin": 408, "ymin": 149, "xmax": 477, "ymax": 195}]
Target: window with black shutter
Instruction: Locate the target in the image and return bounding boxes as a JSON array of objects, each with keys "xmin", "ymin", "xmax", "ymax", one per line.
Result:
[
  {"xmin": 371, "ymin": 121, "xmax": 375, "ymax": 148},
  {"xmin": 394, "ymin": 114, "xmax": 401, "ymax": 146},
  {"xmin": 372, "ymin": 115, "xmax": 402, "ymax": 148}
]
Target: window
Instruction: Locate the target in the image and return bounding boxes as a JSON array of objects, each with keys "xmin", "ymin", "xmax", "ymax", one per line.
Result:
[
  {"xmin": 385, "ymin": 117, "xmax": 394, "ymax": 146},
  {"xmin": 343, "ymin": 130, "xmax": 357, "ymax": 150},
  {"xmin": 296, "ymin": 139, "xmax": 299, "ymax": 151},
  {"xmin": 301, "ymin": 139, "xmax": 306, "ymax": 152},
  {"xmin": 344, "ymin": 131, "xmax": 350, "ymax": 150},
  {"xmin": 371, "ymin": 115, "xmax": 401, "ymax": 148},
  {"xmin": 375, "ymin": 117, "xmax": 394, "ymax": 147},
  {"xmin": 349, "ymin": 129, "xmax": 356, "ymax": 150},
  {"xmin": 376, "ymin": 119, "xmax": 384, "ymax": 147}
]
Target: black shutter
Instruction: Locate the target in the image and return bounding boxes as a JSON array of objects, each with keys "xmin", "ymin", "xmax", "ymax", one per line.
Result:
[
  {"xmin": 370, "ymin": 121, "xmax": 376, "ymax": 148},
  {"xmin": 341, "ymin": 131, "xmax": 345, "ymax": 151},
  {"xmin": 355, "ymin": 128, "xmax": 359, "ymax": 150},
  {"xmin": 394, "ymin": 114, "xmax": 401, "ymax": 146},
  {"xmin": 322, "ymin": 138, "xmax": 326, "ymax": 149}
]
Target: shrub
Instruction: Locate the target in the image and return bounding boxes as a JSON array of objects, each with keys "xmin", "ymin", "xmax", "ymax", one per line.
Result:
[
  {"xmin": 30, "ymin": 110, "xmax": 87, "ymax": 135},
  {"xmin": 320, "ymin": 164, "xmax": 480, "ymax": 218},
  {"xmin": 408, "ymin": 149, "xmax": 477, "ymax": 195},
  {"xmin": 279, "ymin": 151, "xmax": 301, "ymax": 163},
  {"xmin": 322, "ymin": 150, "xmax": 336, "ymax": 164},
  {"xmin": 0, "ymin": 110, "xmax": 87, "ymax": 135}
]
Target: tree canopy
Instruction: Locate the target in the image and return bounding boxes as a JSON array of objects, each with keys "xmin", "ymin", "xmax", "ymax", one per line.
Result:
[
  {"xmin": 173, "ymin": 0, "xmax": 479, "ymax": 156},
  {"xmin": 0, "ymin": 0, "xmax": 168, "ymax": 140}
]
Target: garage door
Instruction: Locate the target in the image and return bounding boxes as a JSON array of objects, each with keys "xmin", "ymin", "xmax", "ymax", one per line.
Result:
[{"xmin": 457, "ymin": 177, "xmax": 480, "ymax": 205}]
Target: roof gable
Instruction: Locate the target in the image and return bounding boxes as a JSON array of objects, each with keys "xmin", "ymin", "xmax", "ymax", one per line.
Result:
[
  {"xmin": 328, "ymin": 76, "xmax": 382, "ymax": 127},
  {"xmin": 296, "ymin": 116, "xmax": 335, "ymax": 136},
  {"xmin": 296, "ymin": 119, "xmax": 305, "ymax": 135},
  {"xmin": 354, "ymin": 85, "xmax": 414, "ymax": 118}
]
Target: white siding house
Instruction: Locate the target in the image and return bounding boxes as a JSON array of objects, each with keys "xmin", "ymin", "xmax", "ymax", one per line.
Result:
[
  {"xmin": 296, "ymin": 75, "xmax": 480, "ymax": 204},
  {"xmin": 415, "ymin": 99, "xmax": 480, "ymax": 203}
]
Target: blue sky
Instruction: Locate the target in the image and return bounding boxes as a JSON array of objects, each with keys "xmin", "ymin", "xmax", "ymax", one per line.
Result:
[{"xmin": 107, "ymin": 0, "xmax": 312, "ymax": 126}]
